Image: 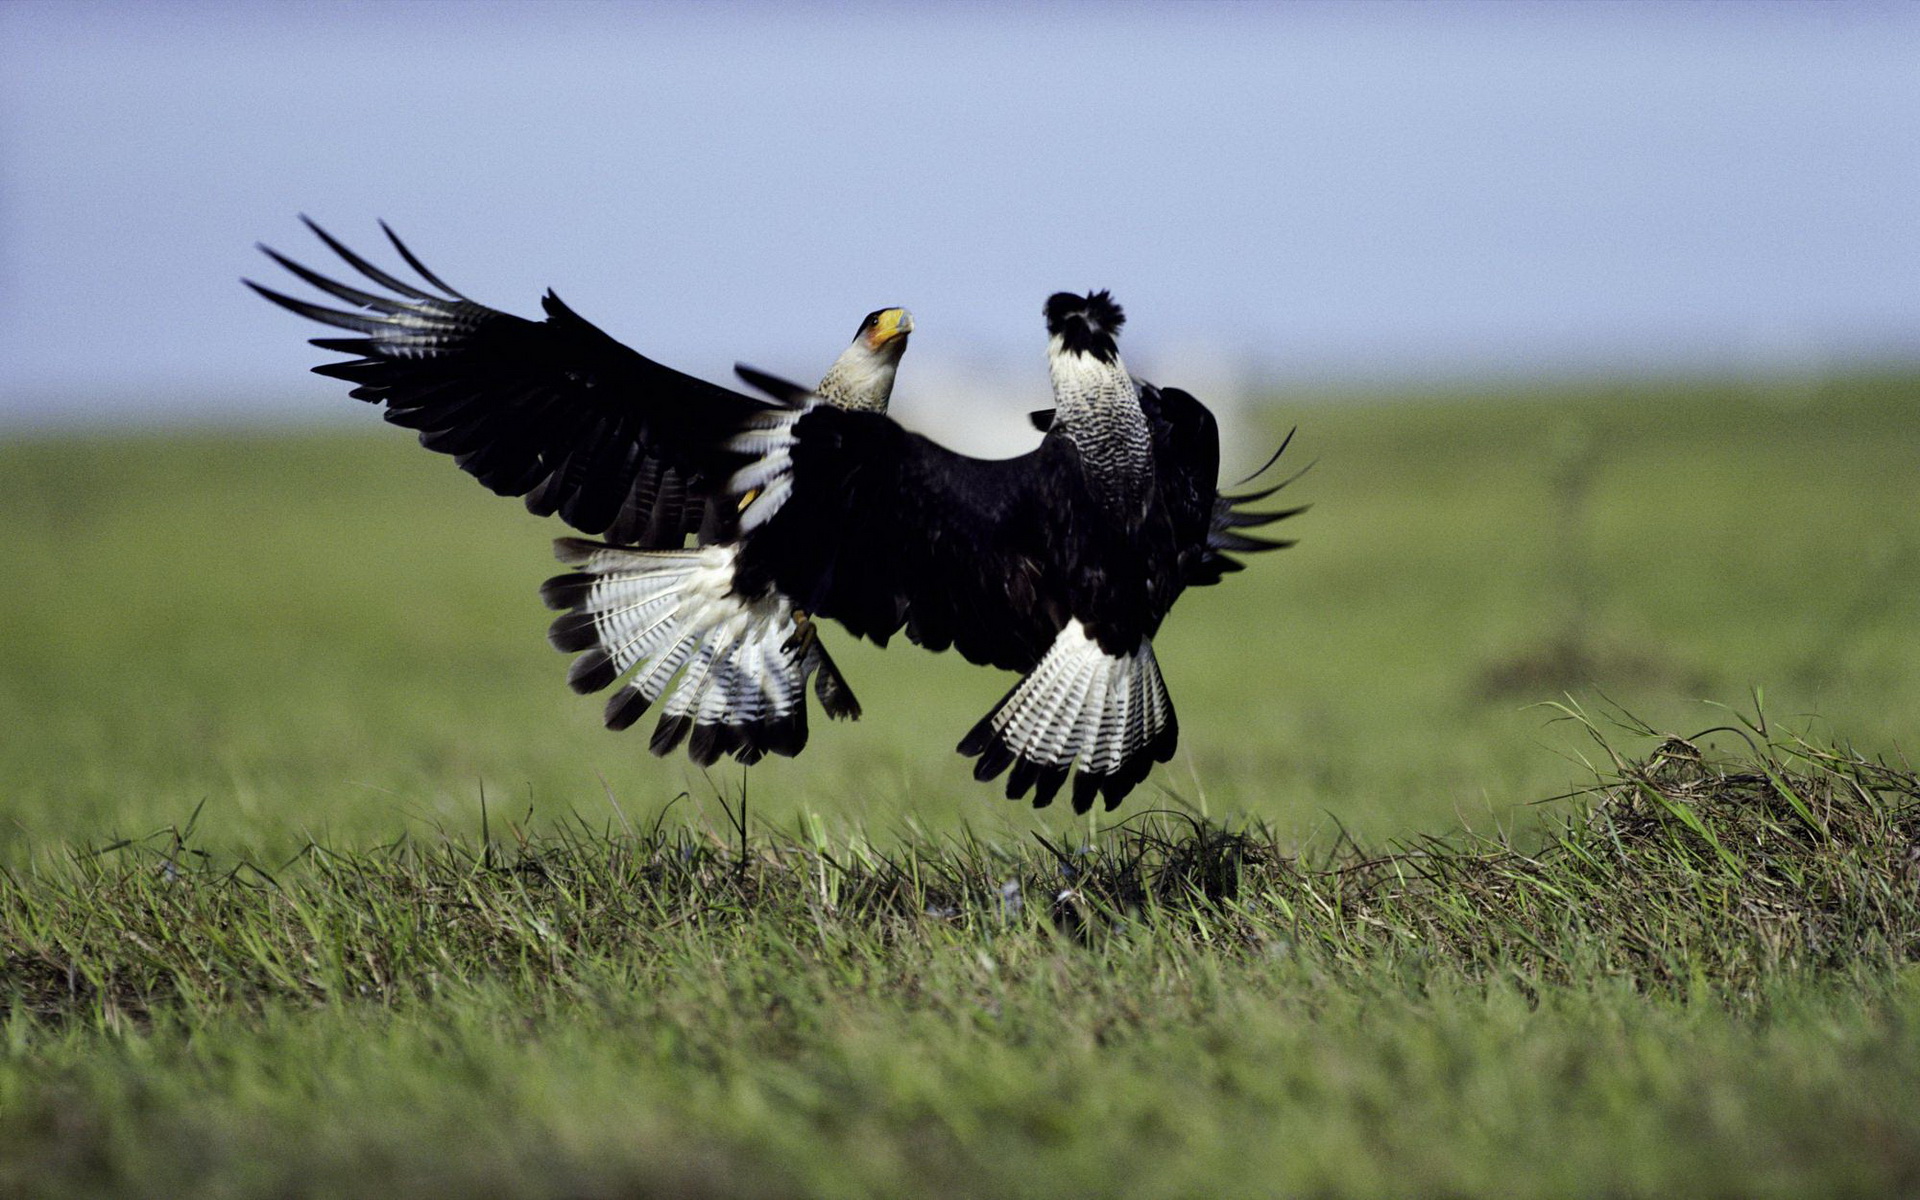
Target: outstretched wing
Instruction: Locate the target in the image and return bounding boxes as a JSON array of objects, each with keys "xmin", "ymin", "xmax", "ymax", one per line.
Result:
[
  {"xmin": 247, "ymin": 218, "xmax": 769, "ymax": 546},
  {"xmin": 1139, "ymin": 385, "xmax": 1307, "ymax": 587},
  {"xmin": 726, "ymin": 373, "xmax": 1062, "ymax": 673}
]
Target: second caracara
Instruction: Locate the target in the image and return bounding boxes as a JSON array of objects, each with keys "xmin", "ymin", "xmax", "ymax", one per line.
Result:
[{"xmin": 553, "ymin": 290, "xmax": 1303, "ymax": 812}]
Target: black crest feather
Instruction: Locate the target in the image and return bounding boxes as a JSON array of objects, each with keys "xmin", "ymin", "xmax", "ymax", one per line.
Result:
[{"xmin": 1044, "ymin": 290, "xmax": 1126, "ymax": 363}]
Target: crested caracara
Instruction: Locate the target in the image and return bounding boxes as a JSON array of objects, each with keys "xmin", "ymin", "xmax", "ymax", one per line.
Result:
[{"xmin": 249, "ymin": 220, "xmax": 910, "ymax": 760}]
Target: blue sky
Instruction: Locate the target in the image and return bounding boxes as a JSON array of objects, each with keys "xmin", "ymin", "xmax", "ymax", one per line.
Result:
[{"xmin": 1, "ymin": 0, "xmax": 1915, "ymax": 429}]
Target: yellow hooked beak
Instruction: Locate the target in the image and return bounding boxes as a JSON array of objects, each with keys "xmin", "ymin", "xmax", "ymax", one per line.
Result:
[{"xmin": 865, "ymin": 307, "xmax": 913, "ymax": 351}]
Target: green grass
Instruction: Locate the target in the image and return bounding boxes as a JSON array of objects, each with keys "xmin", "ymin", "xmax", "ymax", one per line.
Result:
[{"xmin": 2, "ymin": 372, "xmax": 1919, "ymax": 1196}]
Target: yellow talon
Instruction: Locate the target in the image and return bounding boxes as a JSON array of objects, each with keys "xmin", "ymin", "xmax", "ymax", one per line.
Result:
[{"xmin": 737, "ymin": 487, "xmax": 761, "ymax": 512}]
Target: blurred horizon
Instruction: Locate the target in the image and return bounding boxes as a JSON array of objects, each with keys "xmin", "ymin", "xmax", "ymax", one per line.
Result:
[{"xmin": 2, "ymin": 0, "xmax": 1916, "ymax": 444}]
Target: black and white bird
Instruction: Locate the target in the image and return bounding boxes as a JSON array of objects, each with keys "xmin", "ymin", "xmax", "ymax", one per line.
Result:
[
  {"xmin": 248, "ymin": 219, "xmax": 911, "ymax": 761},
  {"xmin": 548, "ymin": 291, "xmax": 1302, "ymax": 812}
]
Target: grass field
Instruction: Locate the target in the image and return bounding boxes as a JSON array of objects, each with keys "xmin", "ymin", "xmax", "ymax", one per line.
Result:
[{"xmin": 2, "ymin": 373, "xmax": 1918, "ymax": 1196}]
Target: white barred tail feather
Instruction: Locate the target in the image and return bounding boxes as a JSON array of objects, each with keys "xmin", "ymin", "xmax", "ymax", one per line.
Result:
[
  {"xmin": 957, "ymin": 621, "xmax": 1179, "ymax": 814},
  {"xmin": 541, "ymin": 538, "xmax": 858, "ymax": 766}
]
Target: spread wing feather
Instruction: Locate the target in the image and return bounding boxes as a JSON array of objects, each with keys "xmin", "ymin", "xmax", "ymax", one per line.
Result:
[
  {"xmin": 1140, "ymin": 385, "xmax": 1306, "ymax": 587},
  {"xmin": 247, "ymin": 218, "xmax": 770, "ymax": 546},
  {"xmin": 730, "ymin": 404, "xmax": 1064, "ymax": 674}
]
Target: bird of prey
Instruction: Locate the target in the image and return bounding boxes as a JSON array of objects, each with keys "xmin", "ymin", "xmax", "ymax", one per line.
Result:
[
  {"xmin": 548, "ymin": 291, "xmax": 1303, "ymax": 812},
  {"xmin": 248, "ymin": 218, "xmax": 910, "ymax": 758}
]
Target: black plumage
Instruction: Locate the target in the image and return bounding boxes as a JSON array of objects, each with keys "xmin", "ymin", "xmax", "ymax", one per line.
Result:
[{"xmin": 744, "ymin": 412, "xmax": 1056, "ymax": 665}]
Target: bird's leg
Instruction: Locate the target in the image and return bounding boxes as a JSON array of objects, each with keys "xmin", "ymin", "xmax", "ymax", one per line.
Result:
[{"xmin": 783, "ymin": 609, "xmax": 818, "ymax": 656}]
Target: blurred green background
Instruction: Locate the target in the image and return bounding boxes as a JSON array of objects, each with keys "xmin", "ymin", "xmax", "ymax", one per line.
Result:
[{"xmin": 4, "ymin": 373, "xmax": 1915, "ymax": 858}]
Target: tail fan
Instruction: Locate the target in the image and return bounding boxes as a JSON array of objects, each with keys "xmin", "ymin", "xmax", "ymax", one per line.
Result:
[
  {"xmin": 541, "ymin": 538, "xmax": 858, "ymax": 765},
  {"xmin": 957, "ymin": 620, "xmax": 1178, "ymax": 813}
]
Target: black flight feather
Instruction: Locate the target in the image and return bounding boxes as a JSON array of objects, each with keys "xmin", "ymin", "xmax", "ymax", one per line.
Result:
[{"xmin": 252, "ymin": 220, "xmax": 770, "ymax": 546}]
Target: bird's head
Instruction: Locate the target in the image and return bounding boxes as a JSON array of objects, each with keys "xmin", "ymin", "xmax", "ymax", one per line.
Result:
[
  {"xmin": 858, "ymin": 306, "xmax": 913, "ymax": 354},
  {"xmin": 1044, "ymin": 290, "xmax": 1126, "ymax": 365},
  {"xmin": 817, "ymin": 307, "xmax": 912, "ymax": 412}
]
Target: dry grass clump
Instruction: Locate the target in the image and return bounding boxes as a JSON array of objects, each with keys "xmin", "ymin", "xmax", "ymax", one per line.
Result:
[{"xmin": 1289, "ymin": 705, "xmax": 1920, "ymax": 994}]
